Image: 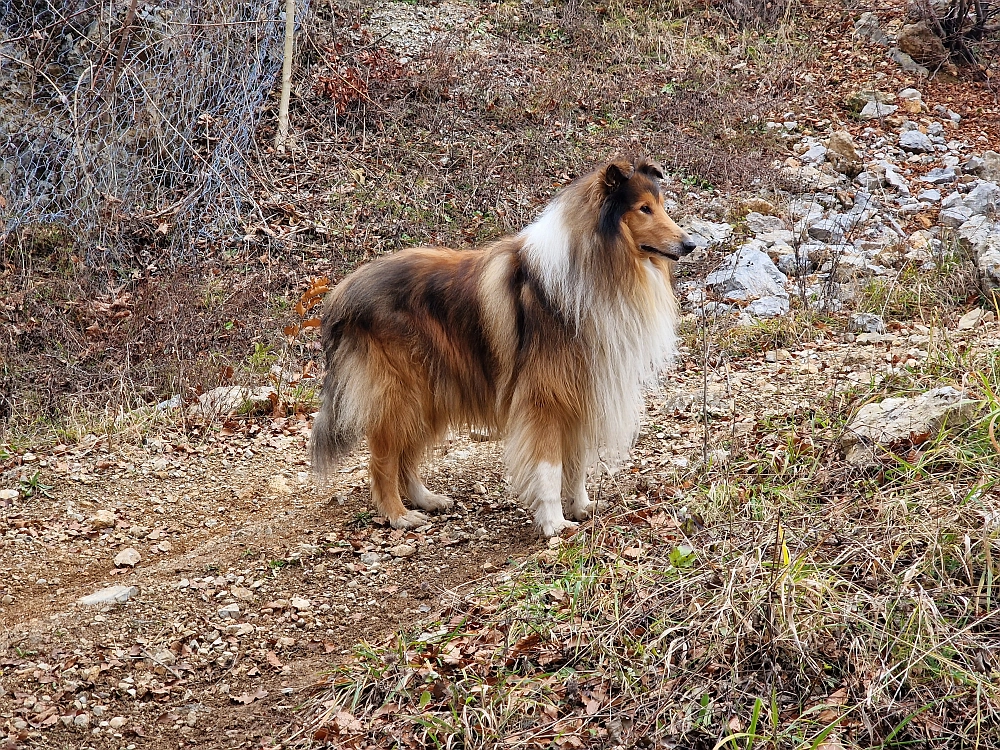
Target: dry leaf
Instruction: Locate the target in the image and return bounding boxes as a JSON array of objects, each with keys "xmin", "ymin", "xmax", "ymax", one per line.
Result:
[{"xmin": 232, "ymin": 688, "xmax": 267, "ymax": 705}]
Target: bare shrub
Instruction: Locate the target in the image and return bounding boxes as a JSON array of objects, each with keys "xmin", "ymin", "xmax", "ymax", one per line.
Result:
[
  {"xmin": 911, "ymin": 0, "xmax": 1000, "ymax": 76},
  {"xmin": 0, "ymin": 0, "xmax": 306, "ymax": 266}
]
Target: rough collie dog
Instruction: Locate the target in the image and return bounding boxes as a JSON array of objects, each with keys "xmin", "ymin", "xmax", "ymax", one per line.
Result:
[{"xmin": 311, "ymin": 158, "xmax": 696, "ymax": 536}]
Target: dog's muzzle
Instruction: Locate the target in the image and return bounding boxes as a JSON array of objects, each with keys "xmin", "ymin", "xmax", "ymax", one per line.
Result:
[{"xmin": 641, "ymin": 235, "xmax": 699, "ymax": 261}]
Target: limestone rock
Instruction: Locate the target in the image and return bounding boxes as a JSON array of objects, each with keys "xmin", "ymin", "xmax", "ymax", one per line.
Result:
[
  {"xmin": 964, "ymin": 182, "xmax": 1000, "ymax": 215},
  {"xmin": 79, "ymin": 585, "xmax": 139, "ymax": 606},
  {"xmin": 745, "ymin": 295, "xmax": 789, "ymax": 318},
  {"xmin": 957, "ymin": 308, "xmax": 987, "ymax": 330},
  {"xmin": 898, "ymin": 87, "xmax": 923, "ymax": 113},
  {"xmin": 940, "ymin": 206, "xmax": 974, "ymax": 228},
  {"xmin": 890, "ymin": 48, "xmax": 930, "ymax": 76},
  {"xmin": 189, "ymin": 386, "xmax": 277, "ymax": 418},
  {"xmin": 841, "ymin": 386, "xmax": 981, "ymax": 465},
  {"xmin": 705, "ymin": 244, "xmax": 788, "ymax": 301},
  {"xmin": 849, "ymin": 313, "xmax": 886, "ymax": 334},
  {"xmin": 899, "ymin": 130, "xmax": 934, "ymax": 153},
  {"xmin": 114, "ymin": 547, "xmax": 141, "ymax": 567},
  {"xmin": 859, "ymin": 100, "xmax": 898, "ymax": 120},
  {"xmin": 746, "ymin": 212, "xmax": 786, "ymax": 235},
  {"xmin": 921, "ymin": 166, "xmax": 959, "ymax": 185},
  {"xmin": 678, "ymin": 217, "xmax": 732, "ymax": 249},
  {"xmin": 980, "ymin": 151, "xmax": 1000, "ymax": 181}
]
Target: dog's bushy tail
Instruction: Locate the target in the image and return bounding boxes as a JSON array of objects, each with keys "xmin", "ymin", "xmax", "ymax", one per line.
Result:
[{"xmin": 310, "ymin": 313, "xmax": 365, "ymax": 479}]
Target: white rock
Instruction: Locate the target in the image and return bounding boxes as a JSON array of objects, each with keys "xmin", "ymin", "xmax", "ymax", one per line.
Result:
[
  {"xmin": 156, "ymin": 395, "xmax": 182, "ymax": 412},
  {"xmin": 841, "ymin": 386, "xmax": 981, "ymax": 465},
  {"xmin": 756, "ymin": 229, "xmax": 795, "ymax": 247},
  {"xmin": 850, "ymin": 313, "xmax": 886, "ymax": 333},
  {"xmin": 359, "ymin": 551, "xmax": 382, "ymax": 566},
  {"xmin": 290, "ymin": 596, "xmax": 312, "ymax": 611},
  {"xmin": 898, "ymin": 87, "xmax": 922, "ymax": 113},
  {"xmin": 189, "ymin": 386, "xmax": 276, "ymax": 418},
  {"xmin": 705, "ymin": 244, "xmax": 789, "ymax": 301},
  {"xmin": 957, "ymin": 216, "xmax": 999, "ymax": 252},
  {"xmin": 780, "ymin": 164, "xmax": 842, "ymax": 191},
  {"xmin": 940, "ymin": 206, "xmax": 974, "ymax": 228},
  {"xmin": 941, "ymin": 191, "xmax": 965, "ymax": 209},
  {"xmin": 801, "ymin": 144, "xmax": 827, "ymax": 163},
  {"xmin": 899, "ymin": 130, "xmax": 934, "ymax": 153},
  {"xmin": 921, "ymin": 166, "xmax": 959, "ymax": 184},
  {"xmin": 390, "ymin": 543, "xmax": 418, "ymax": 558},
  {"xmin": 113, "ymin": 548, "xmax": 141, "ymax": 567},
  {"xmin": 981, "ymin": 151, "xmax": 1000, "ymax": 180},
  {"xmin": 856, "ymin": 171, "xmax": 885, "ymax": 189},
  {"xmin": 0, "ymin": 489, "xmax": 18, "ymax": 501},
  {"xmin": 965, "ymin": 182, "xmax": 1000, "ymax": 215},
  {"xmin": 679, "ymin": 217, "xmax": 732, "ymax": 247},
  {"xmin": 884, "ymin": 167, "xmax": 910, "ymax": 195},
  {"xmin": 217, "ymin": 603, "xmax": 241, "ymax": 619},
  {"xmin": 746, "ymin": 212, "xmax": 786, "ymax": 234},
  {"xmin": 745, "ymin": 296, "xmax": 789, "ymax": 318},
  {"xmin": 808, "ymin": 218, "xmax": 846, "ymax": 243},
  {"xmin": 822, "ymin": 254, "xmax": 890, "ymax": 282},
  {"xmin": 957, "ymin": 308, "xmax": 986, "ymax": 330},
  {"xmin": 78, "ymin": 585, "xmax": 139, "ymax": 606},
  {"xmin": 860, "ymin": 100, "xmax": 898, "ymax": 119}
]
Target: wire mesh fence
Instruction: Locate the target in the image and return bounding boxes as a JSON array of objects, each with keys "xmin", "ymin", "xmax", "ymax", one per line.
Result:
[{"xmin": 1, "ymin": 0, "xmax": 308, "ymax": 266}]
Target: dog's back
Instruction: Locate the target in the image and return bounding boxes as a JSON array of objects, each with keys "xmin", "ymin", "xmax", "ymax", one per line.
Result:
[{"xmin": 311, "ymin": 246, "xmax": 505, "ymax": 477}]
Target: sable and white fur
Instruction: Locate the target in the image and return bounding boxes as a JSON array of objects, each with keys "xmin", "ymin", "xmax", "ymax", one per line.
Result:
[{"xmin": 311, "ymin": 158, "xmax": 696, "ymax": 536}]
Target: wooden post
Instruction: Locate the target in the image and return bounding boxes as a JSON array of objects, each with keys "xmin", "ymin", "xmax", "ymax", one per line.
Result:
[{"xmin": 275, "ymin": 0, "xmax": 295, "ymax": 150}]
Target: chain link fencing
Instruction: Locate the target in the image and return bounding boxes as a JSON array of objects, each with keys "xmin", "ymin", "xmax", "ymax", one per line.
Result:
[{"xmin": 1, "ymin": 0, "xmax": 308, "ymax": 266}]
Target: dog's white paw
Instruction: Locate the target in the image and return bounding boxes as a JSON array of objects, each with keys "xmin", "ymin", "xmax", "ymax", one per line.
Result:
[
  {"xmin": 534, "ymin": 508, "xmax": 578, "ymax": 538},
  {"xmin": 410, "ymin": 492, "xmax": 454, "ymax": 512},
  {"xmin": 567, "ymin": 498, "xmax": 599, "ymax": 521},
  {"xmin": 389, "ymin": 510, "xmax": 431, "ymax": 529}
]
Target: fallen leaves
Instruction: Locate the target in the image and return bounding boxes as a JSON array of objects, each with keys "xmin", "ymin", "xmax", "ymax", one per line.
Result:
[{"xmin": 232, "ymin": 688, "xmax": 268, "ymax": 705}]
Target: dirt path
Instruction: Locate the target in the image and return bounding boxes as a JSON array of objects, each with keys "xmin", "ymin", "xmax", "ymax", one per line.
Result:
[{"xmin": 0, "ymin": 417, "xmax": 541, "ymax": 749}]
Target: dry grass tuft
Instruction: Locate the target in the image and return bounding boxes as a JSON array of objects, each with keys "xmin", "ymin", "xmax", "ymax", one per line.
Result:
[{"xmin": 286, "ymin": 346, "xmax": 1000, "ymax": 749}]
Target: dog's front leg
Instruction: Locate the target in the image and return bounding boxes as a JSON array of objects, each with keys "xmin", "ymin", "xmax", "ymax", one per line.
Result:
[{"xmin": 508, "ymin": 420, "xmax": 576, "ymax": 538}]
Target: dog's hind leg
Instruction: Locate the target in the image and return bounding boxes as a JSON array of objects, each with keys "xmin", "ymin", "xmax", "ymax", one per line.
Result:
[
  {"xmin": 368, "ymin": 425, "xmax": 430, "ymax": 529},
  {"xmin": 400, "ymin": 447, "xmax": 454, "ymax": 513},
  {"xmin": 562, "ymin": 436, "xmax": 597, "ymax": 521}
]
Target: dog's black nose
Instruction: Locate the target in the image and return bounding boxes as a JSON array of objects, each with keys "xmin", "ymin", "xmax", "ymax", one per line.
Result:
[{"xmin": 678, "ymin": 235, "xmax": 699, "ymax": 257}]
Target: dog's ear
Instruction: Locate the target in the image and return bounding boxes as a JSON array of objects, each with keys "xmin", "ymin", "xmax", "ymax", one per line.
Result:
[
  {"xmin": 635, "ymin": 158, "xmax": 664, "ymax": 181},
  {"xmin": 602, "ymin": 161, "xmax": 634, "ymax": 193}
]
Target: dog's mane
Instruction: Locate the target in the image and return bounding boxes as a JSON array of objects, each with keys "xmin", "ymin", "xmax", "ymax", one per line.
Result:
[{"xmin": 518, "ymin": 159, "xmax": 679, "ymax": 464}]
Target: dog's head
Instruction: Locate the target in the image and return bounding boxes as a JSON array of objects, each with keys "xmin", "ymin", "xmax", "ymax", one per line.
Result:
[{"xmin": 597, "ymin": 158, "xmax": 697, "ymax": 262}]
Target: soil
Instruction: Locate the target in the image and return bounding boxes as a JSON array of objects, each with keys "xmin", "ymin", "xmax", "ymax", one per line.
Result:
[{"xmin": 0, "ymin": 420, "xmax": 540, "ymax": 749}]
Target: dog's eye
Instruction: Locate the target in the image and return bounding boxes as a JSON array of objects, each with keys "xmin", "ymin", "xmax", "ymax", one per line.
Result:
[{"xmin": 640, "ymin": 205, "xmax": 652, "ymax": 214}]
